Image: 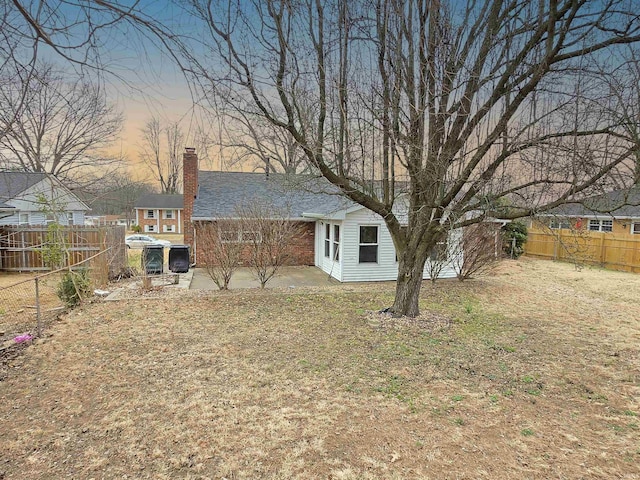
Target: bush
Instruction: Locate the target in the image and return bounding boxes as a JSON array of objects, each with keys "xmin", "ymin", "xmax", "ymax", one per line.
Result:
[
  {"xmin": 502, "ymin": 221, "xmax": 528, "ymax": 258},
  {"xmin": 57, "ymin": 269, "xmax": 92, "ymax": 307}
]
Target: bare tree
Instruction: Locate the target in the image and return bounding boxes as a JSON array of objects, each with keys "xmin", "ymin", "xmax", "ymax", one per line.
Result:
[
  {"xmin": 424, "ymin": 233, "xmax": 449, "ymax": 284},
  {"xmin": 198, "ymin": 221, "xmax": 244, "ymax": 290},
  {"xmin": 80, "ymin": 173, "xmax": 155, "ymax": 225},
  {"xmin": 235, "ymin": 202, "xmax": 305, "ymax": 289},
  {"xmin": 450, "ymin": 223, "xmax": 502, "ymax": 281},
  {"xmin": 0, "ymin": 63, "xmax": 123, "ymax": 187},
  {"xmin": 17, "ymin": 1, "xmax": 640, "ymax": 317},
  {"xmin": 140, "ymin": 117, "xmax": 184, "ymax": 194},
  {"xmin": 220, "ymin": 109, "xmax": 312, "ymax": 174},
  {"xmin": 153, "ymin": 0, "xmax": 640, "ymax": 316}
]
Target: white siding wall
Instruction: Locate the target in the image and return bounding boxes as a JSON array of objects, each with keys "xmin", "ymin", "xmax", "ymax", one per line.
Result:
[
  {"xmin": 0, "ymin": 211, "xmax": 84, "ymax": 226},
  {"xmin": 334, "ymin": 208, "xmax": 460, "ymax": 282},
  {"xmin": 0, "ymin": 178, "xmax": 88, "ymax": 226},
  {"xmin": 340, "ymin": 209, "xmax": 397, "ymax": 282}
]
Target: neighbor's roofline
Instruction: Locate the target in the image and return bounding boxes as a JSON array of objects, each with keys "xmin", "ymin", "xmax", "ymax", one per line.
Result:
[
  {"xmin": 192, "ymin": 216, "xmax": 315, "ymax": 222},
  {"xmin": 537, "ymin": 213, "xmax": 640, "ymax": 220}
]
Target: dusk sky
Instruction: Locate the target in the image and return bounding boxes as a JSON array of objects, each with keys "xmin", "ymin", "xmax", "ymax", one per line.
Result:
[{"xmin": 40, "ymin": 1, "xmax": 217, "ymax": 178}]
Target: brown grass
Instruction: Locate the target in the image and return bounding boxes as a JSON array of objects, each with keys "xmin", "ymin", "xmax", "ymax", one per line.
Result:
[{"xmin": 0, "ymin": 257, "xmax": 639, "ymax": 479}]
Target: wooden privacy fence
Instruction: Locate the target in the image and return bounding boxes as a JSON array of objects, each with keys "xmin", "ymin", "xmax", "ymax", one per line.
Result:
[
  {"xmin": 525, "ymin": 229, "xmax": 640, "ymax": 273},
  {"xmin": 0, "ymin": 225, "xmax": 126, "ymax": 273}
]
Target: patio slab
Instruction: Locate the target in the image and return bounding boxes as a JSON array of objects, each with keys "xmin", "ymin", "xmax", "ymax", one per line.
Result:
[{"xmin": 189, "ymin": 266, "xmax": 339, "ymax": 290}]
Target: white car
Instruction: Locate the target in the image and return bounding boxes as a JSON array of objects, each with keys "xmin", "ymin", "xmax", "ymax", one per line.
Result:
[{"xmin": 125, "ymin": 235, "xmax": 171, "ymax": 249}]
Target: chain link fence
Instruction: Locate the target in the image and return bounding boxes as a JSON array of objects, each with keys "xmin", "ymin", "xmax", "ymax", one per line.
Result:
[{"xmin": 0, "ymin": 249, "xmax": 111, "ymax": 345}]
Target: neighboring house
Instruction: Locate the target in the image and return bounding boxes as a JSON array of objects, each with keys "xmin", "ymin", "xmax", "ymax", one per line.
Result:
[
  {"xmin": 537, "ymin": 186, "xmax": 640, "ymax": 235},
  {"xmin": 134, "ymin": 194, "xmax": 184, "ymax": 233},
  {"xmin": 182, "ymin": 148, "xmax": 461, "ymax": 282},
  {"xmin": 105, "ymin": 215, "xmax": 129, "ymax": 227},
  {"xmin": 0, "ymin": 171, "xmax": 89, "ymax": 226}
]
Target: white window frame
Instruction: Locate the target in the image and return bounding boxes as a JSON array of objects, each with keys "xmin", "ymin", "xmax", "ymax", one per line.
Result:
[
  {"xmin": 333, "ymin": 224, "xmax": 340, "ymax": 261},
  {"xmin": 145, "ymin": 224, "xmax": 156, "ymax": 233},
  {"xmin": 358, "ymin": 225, "xmax": 379, "ymax": 264},
  {"xmin": 18, "ymin": 212, "xmax": 29, "ymax": 225},
  {"xmin": 324, "ymin": 223, "xmax": 331, "ymax": 258},
  {"xmin": 163, "ymin": 209, "xmax": 174, "ymax": 220},
  {"xmin": 163, "ymin": 224, "xmax": 175, "ymax": 233},
  {"xmin": 549, "ymin": 219, "xmax": 571, "ymax": 230},
  {"xmin": 631, "ymin": 222, "xmax": 640, "ymax": 235},
  {"xmin": 219, "ymin": 230, "xmax": 262, "ymax": 243},
  {"xmin": 144, "ymin": 209, "xmax": 155, "ymax": 219},
  {"xmin": 588, "ymin": 219, "xmax": 613, "ymax": 232},
  {"xmin": 67, "ymin": 212, "xmax": 74, "ymax": 226}
]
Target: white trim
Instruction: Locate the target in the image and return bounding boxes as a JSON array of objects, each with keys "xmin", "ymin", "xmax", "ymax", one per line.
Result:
[
  {"xmin": 358, "ymin": 224, "xmax": 379, "ymax": 264},
  {"xmin": 588, "ymin": 219, "xmax": 613, "ymax": 232},
  {"xmin": 631, "ymin": 222, "xmax": 640, "ymax": 234},
  {"xmin": 219, "ymin": 230, "xmax": 262, "ymax": 243}
]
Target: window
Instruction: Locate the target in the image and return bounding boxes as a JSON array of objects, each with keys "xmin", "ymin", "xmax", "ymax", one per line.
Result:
[
  {"xmin": 145, "ymin": 225, "xmax": 156, "ymax": 233},
  {"xmin": 163, "ymin": 224, "xmax": 175, "ymax": 233},
  {"xmin": 220, "ymin": 230, "xmax": 262, "ymax": 243},
  {"xmin": 18, "ymin": 213, "xmax": 29, "ymax": 224},
  {"xmin": 549, "ymin": 219, "xmax": 570, "ymax": 230},
  {"xmin": 359, "ymin": 225, "xmax": 378, "ymax": 263},
  {"xmin": 67, "ymin": 212, "xmax": 74, "ymax": 226},
  {"xmin": 588, "ymin": 219, "xmax": 613, "ymax": 232},
  {"xmin": 163, "ymin": 210, "xmax": 174, "ymax": 219},
  {"xmin": 144, "ymin": 210, "xmax": 155, "ymax": 219},
  {"xmin": 430, "ymin": 239, "xmax": 448, "ymax": 261},
  {"xmin": 632, "ymin": 223, "xmax": 640, "ymax": 235},
  {"xmin": 333, "ymin": 225, "xmax": 340, "ymax": 261},
  {"xmin": 324, "ymin": 223, "xmax": 330, "ymax": 258},
  {"xmin": 241, "ymin": 231, "xmax": 261, "ymax": 243}
]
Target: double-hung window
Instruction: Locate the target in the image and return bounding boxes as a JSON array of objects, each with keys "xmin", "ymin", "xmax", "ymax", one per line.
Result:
[
  {"xmin": 333, "ymin": 225, "xmax": 340, "ymax": 261},
  {"xmin": 549, "ymin": 219, "xmax": 570, "ymax": 229},
  {"xmin": 632, "ymin": 222, "xmax": 640, "ymax": 234},
  {"xmin": 359, "ymin": 225, "xmax": 378, "ymax": 263},
  {"xmin": 588, "ymin": 219, "xmax": 613, "ymax": 232}
]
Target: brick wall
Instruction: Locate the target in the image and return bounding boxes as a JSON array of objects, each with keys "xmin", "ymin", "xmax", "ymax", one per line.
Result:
[
  {"xmin": 195, "ymin": 220, "xmax": 315, "ymax": 267},
  {"xmin": 183, "ymin": 148, "xmax": 198, "ymax": 252}
]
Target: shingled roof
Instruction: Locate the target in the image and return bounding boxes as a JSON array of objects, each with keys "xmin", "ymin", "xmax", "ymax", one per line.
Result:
[
  {"xmin": 0, "ymin": 171, "xmax": 49, "ymax": 206},
  {"xmin": 135, "ymin": 194, "xmax": 184, "ymax": 209},
  {"xmin": 547, "ymin": 186, "xmax": 640, "ymax": 218},
  {"xmin": 192, "ymin": 171, "xmax": 355, "ymax": 220}
]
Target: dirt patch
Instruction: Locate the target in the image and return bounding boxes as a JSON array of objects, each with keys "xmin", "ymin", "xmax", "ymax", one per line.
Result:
[{"xmin": 0, "ymin": 257, "xmax": 638, "ymax": 479}]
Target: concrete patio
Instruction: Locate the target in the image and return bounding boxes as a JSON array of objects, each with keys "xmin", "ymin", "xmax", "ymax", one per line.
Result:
[{"xmin": 189, "ymin": 266, "xmax": 340, "ymax": 290}]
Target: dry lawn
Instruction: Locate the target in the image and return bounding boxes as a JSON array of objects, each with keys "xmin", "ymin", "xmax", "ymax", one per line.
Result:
[{"xmin": 0, "ymin": 257, "xmax": 639, "ymax": 479}]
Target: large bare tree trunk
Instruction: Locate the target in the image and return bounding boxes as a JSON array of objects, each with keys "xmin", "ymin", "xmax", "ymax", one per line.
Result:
[
  {"xmin": 389, "ymin": 230, "xmax": 433, "ymax": 317},
  {"xmin": 392, "ymin": 255, "xmax": 428, "ymax": 317},
  {"xmin": 60, "ymin": 0, "xmax": 640, "ymax": 317}
]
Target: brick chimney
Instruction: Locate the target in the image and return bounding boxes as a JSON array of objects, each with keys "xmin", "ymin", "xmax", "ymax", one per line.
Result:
[{"xmin": 183, "ymin": 147, "xmax": 198, "ymax": 254}]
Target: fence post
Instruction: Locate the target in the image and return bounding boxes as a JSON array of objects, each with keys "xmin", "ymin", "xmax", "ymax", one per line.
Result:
[{"xmin": 35, "ymin": 276, "xmax": 41, "ymax": 337}]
